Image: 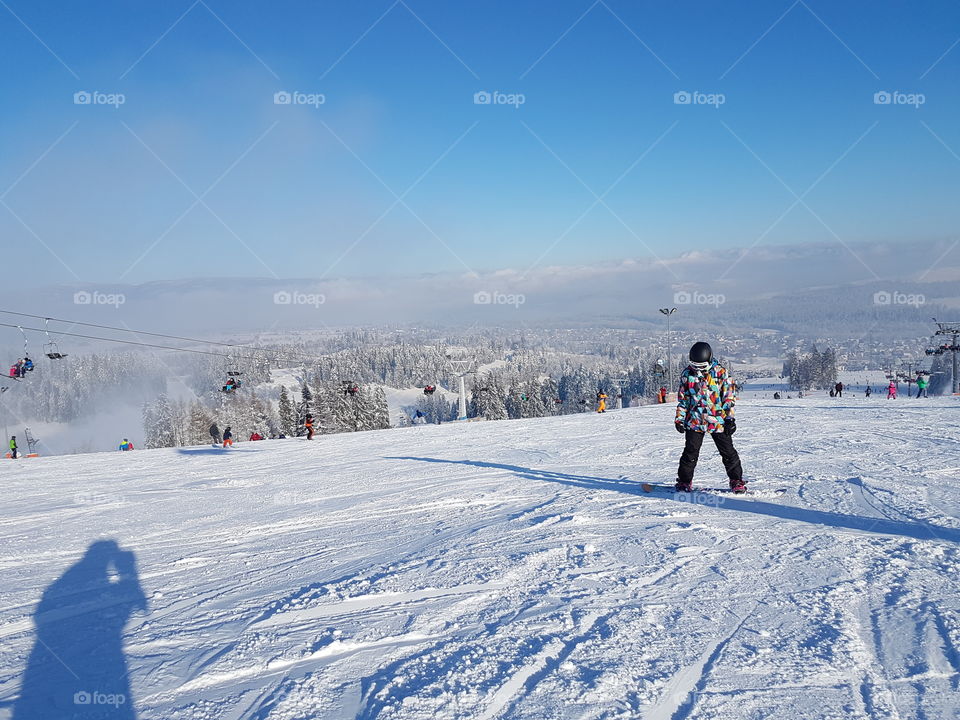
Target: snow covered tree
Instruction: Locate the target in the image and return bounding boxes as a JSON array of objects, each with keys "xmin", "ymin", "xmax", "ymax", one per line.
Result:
[
  {"xmin": 295, "ymin": 383, "xmax": 313, "ymax": 436},
  {"xmin": 278, "ymin": 386, "xmax": 296, "ymax": 437},
  {"xmin": 143, "ymin": 394, "xmax": 176, "ymax": 448}
]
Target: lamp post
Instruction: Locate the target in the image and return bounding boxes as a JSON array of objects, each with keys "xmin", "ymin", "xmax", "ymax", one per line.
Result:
[{"xmin": 659, "ymin": 308, "xmax": 677, "ymax": 394}]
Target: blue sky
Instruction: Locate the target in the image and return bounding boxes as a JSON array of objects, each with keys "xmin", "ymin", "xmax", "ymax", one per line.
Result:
[{"xmin": 1, "ymin": 0, "xmax": 959, "ymax": 289}]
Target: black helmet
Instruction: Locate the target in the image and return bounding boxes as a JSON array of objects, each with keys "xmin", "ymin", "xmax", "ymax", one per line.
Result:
[{"xmin": 689, "ymin": 342, "xmax": 712, "ymax": 364}]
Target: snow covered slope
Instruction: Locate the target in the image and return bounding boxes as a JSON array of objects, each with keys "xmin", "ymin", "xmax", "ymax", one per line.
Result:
[{"xmin": 1, "ymin": 398, "xmax": 959, "ymax": 719}]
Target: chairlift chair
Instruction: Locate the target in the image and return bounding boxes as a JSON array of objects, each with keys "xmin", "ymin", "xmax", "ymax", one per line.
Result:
[{"xmin": 42, "ymin": 319, "xmax": 67, "ymax": 359}]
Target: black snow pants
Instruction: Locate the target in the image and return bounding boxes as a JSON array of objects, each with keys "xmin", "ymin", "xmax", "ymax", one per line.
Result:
[{"xmin": 678, "ymin": 429, "xmax": 742, "ymax": 485}]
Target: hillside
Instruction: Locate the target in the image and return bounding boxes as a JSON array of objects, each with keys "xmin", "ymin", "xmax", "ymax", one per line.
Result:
[{"xmin": 1, "ymin": 398, "xmax": 959, "ymax": 719}]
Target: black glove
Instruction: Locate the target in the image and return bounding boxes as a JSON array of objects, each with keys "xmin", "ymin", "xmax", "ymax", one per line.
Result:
[
  {"xmin": 675, "ymin": 422, "xmax": 686, "ymax": 434},
  {"xmin": 725, "ymin": 418, "xmax": 737, "ymax": 435}
]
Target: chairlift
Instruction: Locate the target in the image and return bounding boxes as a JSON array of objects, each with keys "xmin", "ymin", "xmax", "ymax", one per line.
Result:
[
  {"xmin": 42, "ymin": 318, "xmax": 67, "ymax": 359},
  {"xmin": 423, "ymin": 385, "xmax": 436, "ymax": 395},
  {"xmin": 343, "ymin": 381, "xmax": 360, "ymax": 396}
]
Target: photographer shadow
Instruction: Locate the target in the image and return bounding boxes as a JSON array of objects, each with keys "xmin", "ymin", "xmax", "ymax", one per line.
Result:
[{"xmin": 12, "ymin": 540, "xmax": 146, "ymax": 720}]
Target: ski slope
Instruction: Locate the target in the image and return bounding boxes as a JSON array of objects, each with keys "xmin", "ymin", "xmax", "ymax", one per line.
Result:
[{"xmin": 1, "ymin": 398, "xmax": 959, "ymax": 719}]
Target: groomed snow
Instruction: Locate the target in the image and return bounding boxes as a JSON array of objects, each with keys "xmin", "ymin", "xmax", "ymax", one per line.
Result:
[{"xmin": 1, "ymin": 397, "xmax": 959, "ymax": 719}]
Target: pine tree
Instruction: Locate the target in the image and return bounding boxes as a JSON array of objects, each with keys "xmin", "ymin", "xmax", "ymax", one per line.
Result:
[
  {"xmin": 142, "ymin": 394, "xmax": 176, "ymax": 449},
  {"xmin": 295, "ymin": 383, "xmax": 313, "ymax": 436},
  {"xmin": 278, "ymin": 386, "xmax": 296, "ymax": 437}
]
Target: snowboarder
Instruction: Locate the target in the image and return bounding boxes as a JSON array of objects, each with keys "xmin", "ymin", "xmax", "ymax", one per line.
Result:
[
  {"xmin": 9, "ymin": 435, "xmax": 17, "ymax": 459},
  {"xmin": 916, "ymin": 374, "xmax": 929, "ymax": 398},
  {"xmin": 222, "ymin": 426, "xmax": 233, "ymax": 447},
  {"xmin": 865, "ymin": 386, "xmax": 872, "ymax": 398},
  {"xmin": 118, "ymin": 439, "xmax": 134, "ymax": 451},
  {"xmin": 674, "ymin": 342, "xmax": 745, "ymax": 493},
  {"xmin": 834, "ymin": 382, "xmax": 843, "ymax": 397},
  {"xmin": 304, "ymin": 414, "xmax": 314, "ymax": 440},
  {"xmin": 596, "ymin": 390, "xmax": 607, "ymax": 413},
  {"xmin": 209, "ymin": 422, "xmax": 221, "ymax": 445},
  {"xmin": 887, "ymin": 381, "xmax": 897, "ymax": 399},
  {"xmin": 657, "ymin": 387, "xmax": 667, "ymax": 404}
]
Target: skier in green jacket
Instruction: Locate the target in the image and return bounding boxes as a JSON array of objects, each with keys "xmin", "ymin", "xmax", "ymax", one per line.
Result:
[{"xmin": 9, "ymin": 435, "xmax": 17, "ymax": 459}]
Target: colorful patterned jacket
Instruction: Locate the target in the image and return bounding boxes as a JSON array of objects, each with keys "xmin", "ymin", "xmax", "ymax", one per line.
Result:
[{"xmin": 675, "ymin": 360, "xmax": 736, "ymax": 433}]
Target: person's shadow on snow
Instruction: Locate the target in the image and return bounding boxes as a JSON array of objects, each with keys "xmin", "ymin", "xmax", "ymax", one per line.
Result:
[{"xmin": 12, "ymin": 540, "xmax": 147, "ymax": 720}]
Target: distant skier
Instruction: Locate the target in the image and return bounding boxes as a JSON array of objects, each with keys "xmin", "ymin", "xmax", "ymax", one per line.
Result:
[
  {"xmin": 657, "ymin": 387, "xmax": 667, "ymax": 404},
  {"xmin": 249, "ymin": 432, "xmax": 264, "ymax": 441},
  {"xmin": 9, "ymin": 435, "xmax": 17, "ymax": 459},
  {"xmin": 118, "ymin": 438, "xmax": 134, "ymax": 451},
  {"xmin": 304, "ymin": 414, "xmax": 314, "ymax": 440},
  {"xmin": 865, "ymin": 386, "xmax": 872, "ymax": 398},
  {"xmin": 222, "ymin": 426, "xmax": 233, "ymax": 447},
  {"xmin": 916, "ymin": 374, "xmax": 929, "ymax": 398},
  {"xmin": 596, "ymin": 390, "xmax": 607, "ymax": 413},
  {"xmin": 834, "ymin": 382, "xmax": 843, "ymax": 398},
  {"xmin": 887, "ymin": 381, "xmax": 897, "ymax": 399},
  {"xmin": 674, "ymin": 342, "xmax": 745, "ymax": 493},
  {"xmin": 209, "ymin": 422, "xmax": 221, "ymax": 445}
]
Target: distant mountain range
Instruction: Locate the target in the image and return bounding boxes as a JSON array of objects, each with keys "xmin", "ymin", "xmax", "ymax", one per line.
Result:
[{"xmin": 5, "ymin": 238, "xmax": 958, "ymax": 340}]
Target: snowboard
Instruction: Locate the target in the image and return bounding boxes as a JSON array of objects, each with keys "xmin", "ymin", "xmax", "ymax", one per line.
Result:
[
  {"xmin": 640, "ymin": 482, "xmax": 751, "ymax": 495},
  {"xmin": 639, "ymin": 482, "xmax": 791, "ymax": 498}
]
